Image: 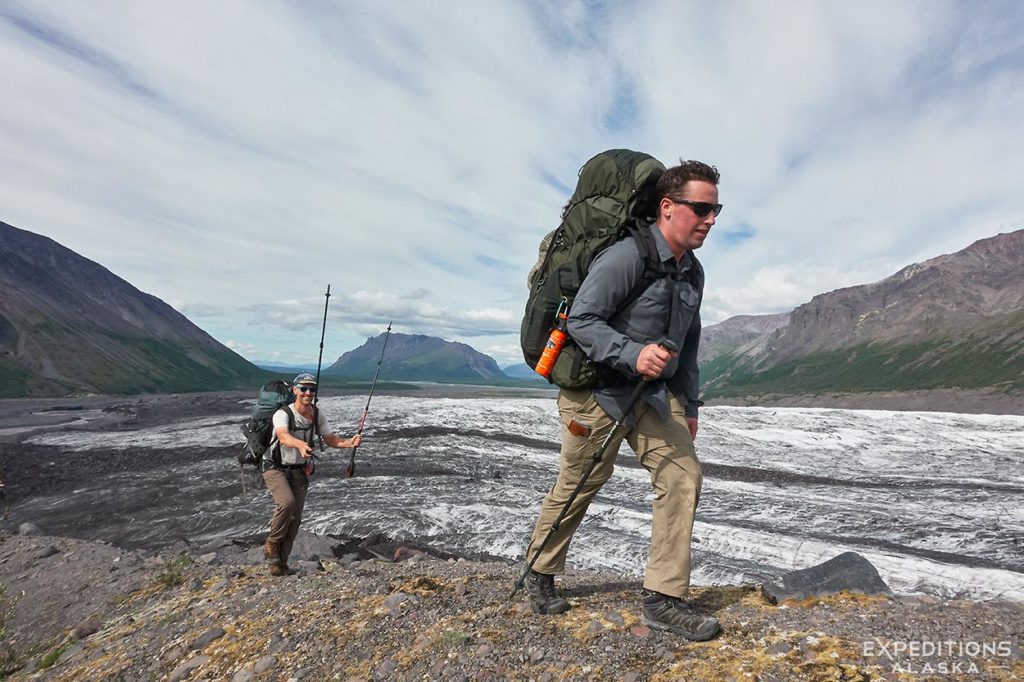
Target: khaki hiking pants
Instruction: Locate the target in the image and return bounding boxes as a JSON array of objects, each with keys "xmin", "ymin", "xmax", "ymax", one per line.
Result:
[
  {"xmin": 263, "ymin": 467, "xmax": 309, "ymax": 564},
  {"xmin": 526, "ymin": 388, "xmax": 703, "ymax": 598}
]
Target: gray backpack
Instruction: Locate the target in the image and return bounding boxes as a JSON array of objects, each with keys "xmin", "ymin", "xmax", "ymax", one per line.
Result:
[{"xmin": 238, "ymin": 380, "xmax": 295, "ymax": 467}]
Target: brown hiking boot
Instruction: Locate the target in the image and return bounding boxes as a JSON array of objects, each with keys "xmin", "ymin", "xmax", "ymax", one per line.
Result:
[
  {"xmin": 524, "ymin": 569, "xmax": 570, "ymax": 614},
  {"xmin": 641, "ymin": 590, "xmax": 720, "ymax": 641},
  {"xmin": 268, "ymin": 563, "xmax": 290, "ymax": 576},
  {"xmin": 263, "ymin": 540, "xmax": 283, "ymax": 566}
]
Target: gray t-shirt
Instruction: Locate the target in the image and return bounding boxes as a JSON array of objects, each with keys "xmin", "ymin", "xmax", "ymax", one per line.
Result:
[{"xmin": 269, "ymin": 405, "xmax": 333, "ymax": 465}]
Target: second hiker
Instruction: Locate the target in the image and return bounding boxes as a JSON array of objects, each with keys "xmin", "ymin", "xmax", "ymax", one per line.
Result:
[
  {"xmin": 523, "ymin": 159, "xmax": 722, "ymax": 641},
  {"xmin": 262, "ymin": 373, "xmax": 362, "ymax": 576}
]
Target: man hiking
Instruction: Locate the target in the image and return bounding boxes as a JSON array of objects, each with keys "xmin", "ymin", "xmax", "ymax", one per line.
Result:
[
  {"xmin": 523, "ymin": 160, "xmax": 722, "ymax": 641},
  {"xmin": 262, "ymin": 373, "xmax": 362, "ymax": 576}
]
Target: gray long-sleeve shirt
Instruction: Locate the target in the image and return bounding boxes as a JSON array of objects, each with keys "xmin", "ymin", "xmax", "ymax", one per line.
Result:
[{"xmin": 567, "ymin": 223, "xmax": 704, "ymax": 425}]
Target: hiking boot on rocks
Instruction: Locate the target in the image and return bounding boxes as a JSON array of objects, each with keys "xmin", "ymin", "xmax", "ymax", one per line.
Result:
[
  {"xmin": 525, "ymin": 569, "xmax": 570, "ymax": 614},
  {"xmin": 641, "ymin": 590, "xmax": 720, "ymax": 641},
  {"xmin": 263, "ymin": 540, "xmax": 283, "ymax": 566},
  {"xmin": 268, "ymin": 563, "xmax": 294, "ymax": 577}
]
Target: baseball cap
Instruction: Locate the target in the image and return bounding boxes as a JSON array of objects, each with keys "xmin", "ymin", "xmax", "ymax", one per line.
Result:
[{"xmin": 293, "ymin": 373, "xmax": 317, "ymax": 386}]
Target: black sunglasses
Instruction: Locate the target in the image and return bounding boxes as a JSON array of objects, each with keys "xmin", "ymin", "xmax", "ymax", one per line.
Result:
[
  {"xmin": 296, "ymin": 385, "xmax": 317, "ymax": 393},
  {"xmin": 669, "ymin": 198, "xmax": 723, "ymax": 218}
]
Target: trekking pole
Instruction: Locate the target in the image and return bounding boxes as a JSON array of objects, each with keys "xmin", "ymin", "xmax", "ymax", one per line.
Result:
[
  {"xmin": 306, "ymin": 285, "xmax": 331, "ymax": 476},
  {"xmin": 344, "ymin": 322, "xmax": 392, "ymax": 478},
  {"xmin": 509, "ymin": 340, "xmax": 678, "ymax": 601}
]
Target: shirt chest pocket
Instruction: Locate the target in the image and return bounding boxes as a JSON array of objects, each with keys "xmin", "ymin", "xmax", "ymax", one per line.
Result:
[
  {"xmin": 678, "ymin": 283, "xmax": 700, "ymax": 308},
  {"xmin": 670, "ymin": 282, "xmax": 700, "ymax": 338}
]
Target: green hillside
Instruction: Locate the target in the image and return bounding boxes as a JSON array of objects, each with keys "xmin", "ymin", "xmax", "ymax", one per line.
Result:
[{"xmin": 703, "ymin": 312, "xmax": 1024, "ymax": 399}]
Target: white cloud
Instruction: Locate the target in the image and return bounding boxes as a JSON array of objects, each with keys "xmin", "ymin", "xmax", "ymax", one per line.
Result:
[
  {"xmin": 2, "ymin": 0, "xmax": 1021, "ymax": 362},
  {"xmin": 224, "ymin": 339, "xmax": 255, "ymax": 354},
  {"xmin": 259, "ymin": 289, "xmax": 517, "ymax": 337}
]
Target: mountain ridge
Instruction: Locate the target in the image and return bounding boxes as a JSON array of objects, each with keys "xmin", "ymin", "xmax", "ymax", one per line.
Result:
[
  {"xmin": 0, "ymin": 221, "xmax": 267, "ymax": 396},
  {"xmin": 700, "ymin": 229, "xmax": 1024, "ymax": 404}
]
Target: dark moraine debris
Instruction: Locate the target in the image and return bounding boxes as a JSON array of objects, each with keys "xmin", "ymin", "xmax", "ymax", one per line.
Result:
[{"xmin": 761, "ymin": 551, "xmax": 893, "ymax": 604}]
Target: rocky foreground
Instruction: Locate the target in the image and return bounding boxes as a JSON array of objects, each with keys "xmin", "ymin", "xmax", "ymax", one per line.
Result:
[{"xmin": 1, "ymin": 530, "xmax": 1022, "ymax": 682}]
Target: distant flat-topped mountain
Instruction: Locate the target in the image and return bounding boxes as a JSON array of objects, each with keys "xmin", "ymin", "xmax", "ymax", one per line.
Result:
[
  {"xmin": 700, "ymin": 229, "xmax": 1024, "ymax": 402},
  {"xmin": 0, "ymin": 221, "xmax": 266, "ymax": 397},
  {"xmin": 325, "ymin": 333, "xmax": 506, "ymax": 382}
]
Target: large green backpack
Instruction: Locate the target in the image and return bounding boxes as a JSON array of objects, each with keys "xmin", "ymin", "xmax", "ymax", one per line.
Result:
[{"xmin": 521, "ymin": 149, "xmax": 667, "ymax": 389}]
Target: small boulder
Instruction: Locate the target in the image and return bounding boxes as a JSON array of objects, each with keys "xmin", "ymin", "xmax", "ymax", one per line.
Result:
[
  {"xmin": 18, "ymin": 522, "xmax": 42, "ymax": 536},
  {"xmin": 383, "ymin": 592, "xmax": 418, "ymax": 616},
  {"xmin": 761, "ymin": 552, "xmax": 892, "ymax": 605},
  {"xmin": 393, "ymin": 547, "xmax": 426, "ymax": 562},
  {"xmin": 71, "ymin": 616, "xmax": 102, "ymax": 640},
  {"xmin": 358, "ymin": 531, "xmax": 387, "ymax": 549},
  {"xmin": 232, "ymin": 668, "xmax": 255, "ymax": 682},
  {"xmin": 629, "ymin": 624, "xmax": 650, "ymax": 639},
  {"xmin": 288, "ymin": 530, "xmax": 343, "ymax": 561},
  {"xmin": 254, "ymin": 655, "xmax": 276, "ymax": 673},
  {"xmin": 169, "ymin": 655, "xmax": 210, "ymax": 681},
  {"xmin": 33, "ymin": 545, "xmax": 60, "ymax": 559},
  {"xmin": 193, "ymin": 627, "xmax": 226, "ymax": 650}
]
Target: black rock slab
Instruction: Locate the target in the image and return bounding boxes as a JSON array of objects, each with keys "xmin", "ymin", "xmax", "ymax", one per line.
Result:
[{"xmin": 761, "ymin": 551, "xmax": 893, "ymax": 604}]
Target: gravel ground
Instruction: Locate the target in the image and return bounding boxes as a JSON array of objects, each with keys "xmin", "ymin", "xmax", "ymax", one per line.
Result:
[
  {"xmin": 1, "ymin": 531, "xmax": 1021, "ymax": 681},
  {"xmin": 1, "ymin": 391, "xmax": 1021, "ymax": 680}
]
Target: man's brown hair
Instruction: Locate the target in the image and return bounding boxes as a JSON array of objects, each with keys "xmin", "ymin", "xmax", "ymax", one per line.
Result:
[{"xmin": 655, "ymin": 160, "xmax": 720, "ymax": 201}]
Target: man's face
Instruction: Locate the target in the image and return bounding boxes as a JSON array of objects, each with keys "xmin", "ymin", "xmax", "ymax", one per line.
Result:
[
  {"xmin": 657, "ymin": 180, "xmax": 719, "ymax": 256},
  {"xmin": 294, "ymin": 384, "xmax": 317, "ymax": 405}
]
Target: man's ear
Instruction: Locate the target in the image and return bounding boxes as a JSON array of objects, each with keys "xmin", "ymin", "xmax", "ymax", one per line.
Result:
[{"xmin": 658, "ymin": 197, "xmax": 674, "ymax": 220}]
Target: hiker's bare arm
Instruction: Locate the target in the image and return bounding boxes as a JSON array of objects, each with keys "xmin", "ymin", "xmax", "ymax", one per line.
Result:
[{"xmin": 324, "ymin": 433, "xmax": 362, "ymax": 449}]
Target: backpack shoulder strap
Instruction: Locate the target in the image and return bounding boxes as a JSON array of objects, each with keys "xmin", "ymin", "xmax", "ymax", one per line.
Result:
[
  {"xmin": 268, "ymin": 406, "xmax": 296, "ymax": 466},
  {"xmin": 613, "ymin": 224, "xmax": 670, "ymax": 316},
  {"xmin": 590, "ymin": 226, "xmax": 674, "ymax": 388}
]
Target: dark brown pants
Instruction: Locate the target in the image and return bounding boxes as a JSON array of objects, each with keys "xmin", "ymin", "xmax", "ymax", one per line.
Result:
[{"xmin": 263, "ymin": 467, "xmax": 309, "ymax": 563}]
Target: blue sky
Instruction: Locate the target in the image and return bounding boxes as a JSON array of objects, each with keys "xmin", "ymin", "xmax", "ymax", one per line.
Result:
[{"xmin": 2, "ymin": 1, "xmax": 1022, "ymax": 367}]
